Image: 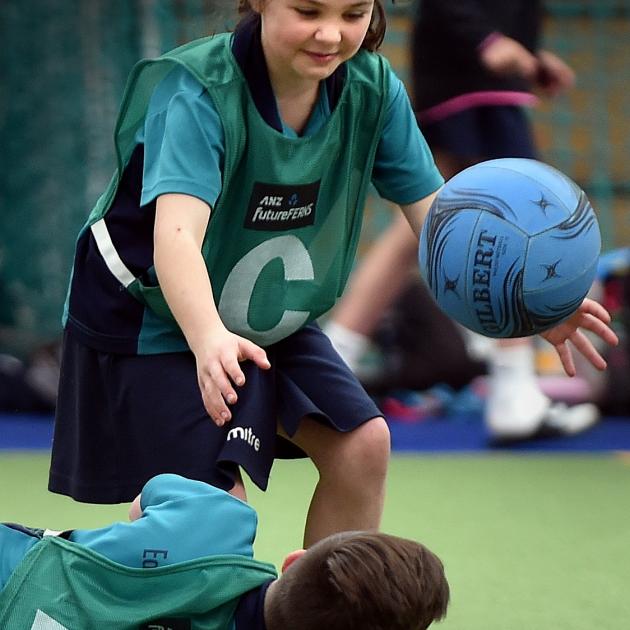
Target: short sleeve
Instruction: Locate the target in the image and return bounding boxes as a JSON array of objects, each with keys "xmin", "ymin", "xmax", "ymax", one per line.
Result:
[
  {"xmin": 140, "ymin": 65, "xmax": 225, "ymax": 208},
  {"xmin": 371, "ymin": 69, "xmax": 444, "ymax": 204}
]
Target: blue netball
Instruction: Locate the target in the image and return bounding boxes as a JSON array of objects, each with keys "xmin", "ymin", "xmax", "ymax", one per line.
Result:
[{"xmin": 419, "ymin": 158, "xmax": 601, "ymax": 338}]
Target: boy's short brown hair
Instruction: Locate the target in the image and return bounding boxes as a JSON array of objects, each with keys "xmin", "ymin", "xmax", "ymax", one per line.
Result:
[{"xmin": 266, "ymin": 531, "xmax": 450, "ymax": 630}]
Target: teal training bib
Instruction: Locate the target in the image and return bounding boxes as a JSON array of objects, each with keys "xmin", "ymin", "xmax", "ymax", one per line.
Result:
[
  {"xmin": 0, "ymin": 536, "xmax": 276, "ymax": 629},
  {"xmin": 85, "ymin": 34, "xmax": 390, "ymax": 347}
]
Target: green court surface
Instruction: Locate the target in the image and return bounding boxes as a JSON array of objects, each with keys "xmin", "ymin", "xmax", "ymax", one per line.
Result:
[{"xmin": 1, "ymin": 452, "xmax": 629, "ymax": 629}]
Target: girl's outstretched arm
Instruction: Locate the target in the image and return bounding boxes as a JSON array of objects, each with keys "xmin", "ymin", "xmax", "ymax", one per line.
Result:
[{"xmin": 398, "ymin": 190, "xmax": 440, "ymax": 238}]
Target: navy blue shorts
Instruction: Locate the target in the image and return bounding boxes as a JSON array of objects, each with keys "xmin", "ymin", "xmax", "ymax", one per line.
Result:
[
  {"xmin": 420, "ymin": 105, "xmax": 537, "ymax": 161},
  {"xmin": 49, "ymin": 324, "xmax": 382, "ymax": 503}
]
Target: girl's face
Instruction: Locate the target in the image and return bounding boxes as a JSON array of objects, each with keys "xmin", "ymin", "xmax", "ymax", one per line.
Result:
[{"xmin": 256, "ymin": 0, "xmax": 375, "ymax": 86}]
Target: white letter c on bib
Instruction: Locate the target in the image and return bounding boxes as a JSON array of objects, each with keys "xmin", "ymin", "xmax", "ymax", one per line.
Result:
[{"xmin": 218, "ymin": 235, "xmax": 314, "ymax": 345}]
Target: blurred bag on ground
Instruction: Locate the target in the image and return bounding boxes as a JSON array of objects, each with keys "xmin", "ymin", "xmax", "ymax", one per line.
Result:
[{"xmin": 361, "ymin": 276, "xmax": 487, "ymax": 396}]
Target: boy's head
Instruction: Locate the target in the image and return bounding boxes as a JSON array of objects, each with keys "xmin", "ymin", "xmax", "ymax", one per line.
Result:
[{"xmin": 265, "ymin": 531, "xmax": 449, "ymax": 630}]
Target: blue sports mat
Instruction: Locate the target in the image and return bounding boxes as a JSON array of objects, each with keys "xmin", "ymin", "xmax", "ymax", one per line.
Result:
[
  {"xmin": 0, "ymin": 414, "xmax": 54, "ymax": 450},
  {"xmin": 2, "ymin": 413, "xmax": 630, "ymax": 452},
  {"xmin": 388, "ymin": 415, "xmax": 630, "ymax": 452}
]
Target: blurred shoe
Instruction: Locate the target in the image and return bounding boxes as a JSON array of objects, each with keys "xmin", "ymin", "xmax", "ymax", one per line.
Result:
[
  {"xmin": 486, "ymin": 389, "xmax": 600, "ymax": 444},
  {"xmin": 484, "ymin": 338, "xmax": 601, "ymax": 443},
  {"xmin": 485, "ymin": 381, "xmax": 549, "ymax": 440},
  {"xmin": 538, "ymin": 402, "xmax": 600, "ymax": 436}
]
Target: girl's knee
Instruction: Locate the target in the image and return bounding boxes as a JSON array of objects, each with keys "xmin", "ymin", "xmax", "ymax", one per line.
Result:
[
  {"xmin": 357, "ymin": 416, "xmax": 391, "ymax": 455},
  {"xmin": 292, "ymin": 415, "xmax": 390, "ymax": 480},
  {"xmin": 338, "ymin": 417, "xmax": 391, "ymax": 477}
]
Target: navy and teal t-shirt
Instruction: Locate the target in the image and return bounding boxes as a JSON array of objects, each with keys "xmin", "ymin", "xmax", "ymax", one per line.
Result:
[{"xmin": 64, "ymin": 21, "xmax": 443, "ymax": 355}]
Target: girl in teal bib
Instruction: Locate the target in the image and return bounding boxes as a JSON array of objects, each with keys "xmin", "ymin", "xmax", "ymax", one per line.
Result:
[{"xmin": 51, "ymin": 0, "xmax": 448, "ymax": 547}]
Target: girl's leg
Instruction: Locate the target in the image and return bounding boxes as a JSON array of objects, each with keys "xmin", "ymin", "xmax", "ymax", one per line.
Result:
[
  {"xmin": 324, "ymin": 214, "xmax": 418, "ymax": 371},
  {"xmin": 330, "ymin": 214, "xmax": 419, "ymax": 339},
  {"xmin": 279, "ymin": 416, "xmax": 390, "ymax": 547},
  {"xmin": 325, "ymin": 149, "xmax": 471, "ymax": 370}
]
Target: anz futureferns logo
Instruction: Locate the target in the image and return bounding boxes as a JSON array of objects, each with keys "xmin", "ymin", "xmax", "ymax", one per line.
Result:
[
  {"xmin": 250, "ymin": 197, "xmax": 314, "ymax": 225},
  {"xmin": 245, "ymin": 181, "xmax": 320, "ymax": 231}
]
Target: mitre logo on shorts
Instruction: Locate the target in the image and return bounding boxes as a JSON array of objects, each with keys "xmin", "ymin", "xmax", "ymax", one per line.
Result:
[
  {"xmin": 226, "ymin": 426, "xmax": 261, "ymax": 452},
  {"xmin": 245, "ymin": 181, "xmax": 320, "ymax": 231}
]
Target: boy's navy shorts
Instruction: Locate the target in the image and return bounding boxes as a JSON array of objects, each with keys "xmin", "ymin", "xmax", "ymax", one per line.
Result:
[
  {"xmin": 420, "ymin": 105, "xmax": 537, "ymax": 161},
  {"xmin": 49, "ymin": 324, "xmax": 382, "ymax": 504}
]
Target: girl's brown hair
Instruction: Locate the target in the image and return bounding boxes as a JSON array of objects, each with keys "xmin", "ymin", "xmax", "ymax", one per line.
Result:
[{"xmin": 237, "ymin": 0, "xmax": 387, "ymax": 51}]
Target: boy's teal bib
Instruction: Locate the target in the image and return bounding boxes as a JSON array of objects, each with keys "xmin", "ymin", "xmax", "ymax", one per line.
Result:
[
  {"xmin": 86, "ymin": 33, "xmax": 390, "ymax": 346},
  {"xmin": 0, "ymin": 536, "xmax": 276, "ymax": 629}
]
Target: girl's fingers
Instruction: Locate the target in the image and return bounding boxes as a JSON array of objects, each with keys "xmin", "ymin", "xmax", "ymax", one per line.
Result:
[
  {"xmin": 239, "ymin": 340, "xmax": 270, "ymax": 370},
  {"xmin": 569, "ymin": 329, "xmax": 608, "ymax": 371},
  {"xmin": 209, "ymin": 361, "xmax": 237, "ymax": 405},
  {"xmin": 222, "ymin": 355, "xmax": 246, "ymax": 391},
  {"xmin": 199, "ymin": 337, "xmax": 272, "ymax": 426},
  {"xmin": 202, "ymin": 369, "xmax": 233, "ymax": 425},
  {"xmin": 554, "ymin": 341, "xmax": 576, "ymax": 377},
  {"xmin": 578, "ymin": 298, "xmax": 611, "ymax": 323},
  {"xmin": 578, "ymin": 313, "xmax": 619, "ymax": 346}
]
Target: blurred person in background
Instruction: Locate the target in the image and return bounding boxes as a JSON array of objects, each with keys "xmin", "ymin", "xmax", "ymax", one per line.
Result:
[{"xmin": 325, "ymin": 0, "xmax": 601, "ymax": 442}]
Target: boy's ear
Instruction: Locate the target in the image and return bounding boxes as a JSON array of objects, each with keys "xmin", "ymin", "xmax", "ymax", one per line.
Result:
[
  {"xmin": 281, "ymin": 549, "xmax": 307, "ymax": 573},
  {"xmin": 249, "ymin": 0, "xmax": 264, "ymax": 13},
  {"xmin": 128, "ymin": 494, "xmax": 143, "ymax": 522}
]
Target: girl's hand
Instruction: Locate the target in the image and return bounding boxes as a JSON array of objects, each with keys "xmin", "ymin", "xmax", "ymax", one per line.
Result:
[
  {"xmin": 540, "ymin": 298, "xmax": 619, "ymax": 377},
  {"xmin": 195, "ymin": 328, "xmax": 270, "ymax": 426}
]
